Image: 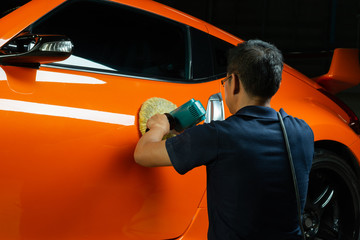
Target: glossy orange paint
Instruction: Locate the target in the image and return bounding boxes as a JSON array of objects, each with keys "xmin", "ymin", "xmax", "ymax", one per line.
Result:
[
  {"xmin": 0, "ymin": 0, "xmax": 359, "ymax": 240},
  {"xmin": 0, "ymin": 0, "xmax": 65, "ymax": 45},
  {"xmin": 313, "ymin": 48, "xmax": 360, "ymax": 94},
  {"xmin": 0, "ymin": 65, "xmax": 218, "ymax": 239},
  {"xmin": 112, "ymin": 0, "xmax": 210, "ymax": 34}
]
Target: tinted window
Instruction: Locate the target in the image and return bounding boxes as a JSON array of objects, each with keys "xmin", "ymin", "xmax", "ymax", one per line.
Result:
[
  {"xmin": 190, "ymin": 27, "xmax": 213, "ymax": 80},
  {"xmin": 210, "ymin": 36, "xmax": 233, "ymax": 78},
  {"xmin": 31, "ymin": 0, "xmax": 187, "ymax": 80},
  {"xmin": 190, "ymin": 27, "xmax": 233, "ymax": 81}
]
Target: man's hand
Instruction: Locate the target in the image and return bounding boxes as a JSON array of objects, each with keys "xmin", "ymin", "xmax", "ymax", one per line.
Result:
[
  {"xmin": 146, "ymin": 114, "xmax": 170, "ymax": 136},
  {"xmin": 134, "ymin": 114, "xmax": 172, "ymax": 167}
]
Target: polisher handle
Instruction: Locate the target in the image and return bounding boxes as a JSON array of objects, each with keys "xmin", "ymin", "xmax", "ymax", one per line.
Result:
[{"xmin": 164, "ymin": 113, "xmax": 176, "ymax": 130}]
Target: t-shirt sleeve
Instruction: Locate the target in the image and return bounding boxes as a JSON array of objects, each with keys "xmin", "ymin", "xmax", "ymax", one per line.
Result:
[{"xmin": 165, "ymin": 122, "xmax": 218, "ymax": 175}]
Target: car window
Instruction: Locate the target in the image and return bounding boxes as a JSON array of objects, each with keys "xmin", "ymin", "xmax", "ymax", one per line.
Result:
[
  {"xmin": 190, "ymin": 27, "xmax": 233, "ymax": 81},
  {"xmin": 30, "ymin": 0, "xmax": 187, "ymax": 81},
  {"xmin": 210, "ymin": 36, "xmax": 233, "ymax": 78},
  {"xmin": 190, "ymin": 27, "xmax": 213, "ymax": 80}
]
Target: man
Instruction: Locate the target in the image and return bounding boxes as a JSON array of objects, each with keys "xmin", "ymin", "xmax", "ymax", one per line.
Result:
[{"xmin": 134, "ymin": 40, "xmax": 314, "ymax": 240}]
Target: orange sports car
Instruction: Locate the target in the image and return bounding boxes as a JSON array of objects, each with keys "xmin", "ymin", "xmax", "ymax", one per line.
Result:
[{"xmin": 0, "ymin": 0, "xmax": 359, "ymax": 239}]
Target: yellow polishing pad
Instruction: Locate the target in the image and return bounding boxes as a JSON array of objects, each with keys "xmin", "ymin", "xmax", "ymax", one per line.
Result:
[{"xmin": 139, "ymin": 97, "xmax": 177, "ymax": 139}]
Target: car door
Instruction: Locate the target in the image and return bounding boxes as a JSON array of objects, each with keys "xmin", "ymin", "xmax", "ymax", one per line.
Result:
[{"xmin": 0, "ymin": 0, "xmax": 233, "ymax": 239}]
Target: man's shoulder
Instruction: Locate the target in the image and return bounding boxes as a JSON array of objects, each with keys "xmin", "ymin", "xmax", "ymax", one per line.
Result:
[
  {"xmin": 281, "ymin": 109, "xmax": 310, "ymax": 125},
  {"xmin": 284, "ymin": 113, "xmax": 311, "ymax": 128},
  {"xmin": 282, "ymin": 111, "xmax": 314, "ymax": 140}
]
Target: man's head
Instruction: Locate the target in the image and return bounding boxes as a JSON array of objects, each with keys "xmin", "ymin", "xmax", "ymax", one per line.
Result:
[{"xmin": 226, "ymin": 40, "xmax": 283, "ymax": 99}]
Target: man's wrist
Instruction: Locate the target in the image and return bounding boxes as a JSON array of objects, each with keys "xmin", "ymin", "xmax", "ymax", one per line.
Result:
[
  {"xmin": 150, "ymin": 125, "xmax": 169, "ymax": 137},
  {"xmin": 146, "ymin": 114, "xmax": 170, "ymax": 136},
  {"xmin": 146, "ymin": 119, "xmax": 169, "ymax": 136}
]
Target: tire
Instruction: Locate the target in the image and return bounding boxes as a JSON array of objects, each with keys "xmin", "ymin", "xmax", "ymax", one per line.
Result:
[{"xmin": 303, "ymin": 149, "xmax": 360, "ymax": 240}]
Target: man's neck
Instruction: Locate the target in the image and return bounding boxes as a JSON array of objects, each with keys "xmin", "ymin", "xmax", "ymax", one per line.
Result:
[{"xmin": 233, "ymin": 95, "xmax": 271, "ymax": 113}]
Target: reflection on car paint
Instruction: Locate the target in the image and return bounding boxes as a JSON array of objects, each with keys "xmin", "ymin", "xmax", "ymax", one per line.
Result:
[
  {"xmin": 36, "ymin": 70, "xmax": 106, "ymax": 84},
  {"xmin": 0, "ymin": 67, "xmax": 106, "ymax": 84},
  {"xmin": 0, "ymin": 98, "xmax": 135, "ymax": 125},
  {"xmin": 58, "ymin": 55, "xmax": 117, "ymax": 71}
]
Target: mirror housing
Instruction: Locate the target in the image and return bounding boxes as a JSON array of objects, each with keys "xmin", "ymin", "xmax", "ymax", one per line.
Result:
[{"xmin": 0, "ymin": 33, "xmax": 73, "ymax": 68}]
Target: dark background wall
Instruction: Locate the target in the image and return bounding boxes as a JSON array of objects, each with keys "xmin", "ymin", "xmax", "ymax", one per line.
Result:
[{"xmin": 156, "ymin": 0, "xmax": 360, "ymax": 78}]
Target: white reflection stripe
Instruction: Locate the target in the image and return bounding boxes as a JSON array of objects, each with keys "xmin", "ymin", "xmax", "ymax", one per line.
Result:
[
  {"xmin": 36, "ymin": 70, "xmax": 106, "ymax": 84},
  {"xmin": 0, "ymin": 99, "xmax": 135, "ymax": 126},
  {"xmin": 0, "ymin": 68, "xmax": 106, "ymax": 84}
]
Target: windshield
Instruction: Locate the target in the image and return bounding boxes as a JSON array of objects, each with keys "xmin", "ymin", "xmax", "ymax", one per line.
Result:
[{"xmin": 0, "ymin": 0, "xmax": 31, "ymax": 19}]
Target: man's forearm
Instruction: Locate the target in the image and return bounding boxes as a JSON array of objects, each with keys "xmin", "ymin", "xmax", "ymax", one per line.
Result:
[{"xmin": 134, "ymin": 127, "xmax": 172, "ymax": 167}]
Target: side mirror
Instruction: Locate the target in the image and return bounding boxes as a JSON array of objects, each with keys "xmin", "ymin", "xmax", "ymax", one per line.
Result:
[{"xmin": 0, "ymin": 33, "xmax": 73, "ymax": 68}]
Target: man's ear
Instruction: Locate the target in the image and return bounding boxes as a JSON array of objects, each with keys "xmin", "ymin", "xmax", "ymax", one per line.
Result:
[{"xmin": 233, "ymin": 74, "xmax": 240, "ymax": 95}]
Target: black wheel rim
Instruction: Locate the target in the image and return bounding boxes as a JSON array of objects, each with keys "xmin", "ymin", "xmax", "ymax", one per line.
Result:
[{"xmin": 304, "ymin": 161, "xmax": 359, "ymax": 240}]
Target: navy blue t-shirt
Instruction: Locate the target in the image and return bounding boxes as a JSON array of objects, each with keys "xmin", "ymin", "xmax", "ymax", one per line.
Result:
[{"xmin": 166, "ymin": 106, "xmax": 314, "ymax": 240}]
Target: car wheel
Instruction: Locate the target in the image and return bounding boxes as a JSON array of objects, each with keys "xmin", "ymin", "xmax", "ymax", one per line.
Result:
[{"xmin": 303, "ymin": 149, "xmax": 360, "ymax": 240}]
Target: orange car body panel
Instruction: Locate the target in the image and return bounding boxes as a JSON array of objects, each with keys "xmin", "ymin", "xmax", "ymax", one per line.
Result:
[
  {"xmin": 0, "ymin": 65, "xmax": 219, "ymax": 239},
  {"xmin": 313, "ymin": 48, "xmax": 360, "ymax": 94},
  {"xmin": 0, "ymin": 0, "xmax": 65, "ymax": 46},
  {"xmin": 0, "ymin": 0, "xmax": 359, "ymax": 239}
]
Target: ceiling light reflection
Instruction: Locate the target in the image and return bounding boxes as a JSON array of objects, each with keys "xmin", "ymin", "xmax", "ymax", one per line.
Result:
[
  {"xmin": 36, "ymin": 70, "xmax": 106, "ymax": 84},
  {"xmin": 0, "ymin": 99, "xmax": 134, "ymax": 126},
  {"xmin": 0, "ymin": 66, "xmax": 106, "ymax": 84}
]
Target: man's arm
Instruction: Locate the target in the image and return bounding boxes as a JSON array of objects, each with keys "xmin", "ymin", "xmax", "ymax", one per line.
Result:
[{"xmin": 134, "ymin": 114, "xmax": 172, "ymax": 167}]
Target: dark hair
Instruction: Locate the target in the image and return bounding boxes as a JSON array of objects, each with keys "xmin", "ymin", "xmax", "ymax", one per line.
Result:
[{"xmin": 227, "ymin": 39, "xmax": 283, "ymax": 99}]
